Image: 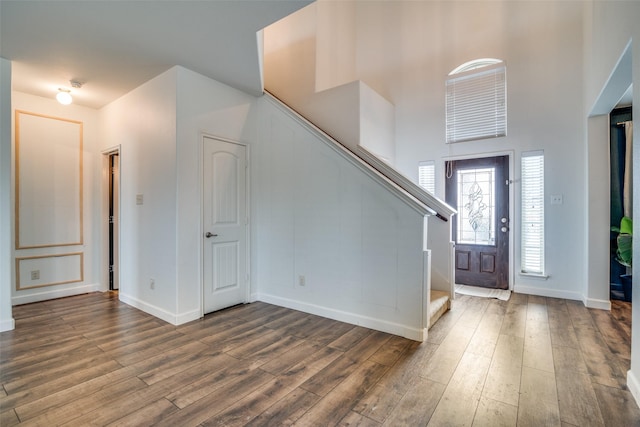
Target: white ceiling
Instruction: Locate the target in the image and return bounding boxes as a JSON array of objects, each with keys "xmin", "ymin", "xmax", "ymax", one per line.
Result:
[{"xmin": 0, "ymin": 0, "xmax": 311, "ymax": 109}]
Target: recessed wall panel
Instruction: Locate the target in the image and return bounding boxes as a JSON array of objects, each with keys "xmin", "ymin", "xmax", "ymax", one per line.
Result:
[
  {"xmin": 16, "ymin": 253, "xmax": 84, "ymax": 290},
  {"xmin": 15, "ymin": 111, "xmax": 83, "ymax": 249}
]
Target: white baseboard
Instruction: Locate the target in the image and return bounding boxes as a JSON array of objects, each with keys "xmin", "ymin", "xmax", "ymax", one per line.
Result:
[
  {"xmin": 12, "ymin": 283, "xmax": 103, "ymax": 306},
  {"xmin": 176, "ymin": 309, "xmax": 201, "ymax": 325},
  {"xmin": 514, "ymin": 285, "xmax": 612, "ymax": 310},
  {"xmin": 513, "ymin": 285, "xmax": 584, "ymax": 302},
  {"xmin": 256, "ymin": 292, "xmax": 426, "ymax": 342},
  {"xmin": 583, "ymin": 297, "xmax": 611, "ymax": 311},
  {"xmin": 249, "ymin": 292, "xmax": 259, "ymax": 303},
  {"xmin": 0, "ymin": 317, "xmax": 15, "ymax": 332},
  {"xmin": 628, "ymin": 369, "xmax": 640, "ymax": 408},
  {"xmin": 118, "ymin": 292, "xmax": 200, "ymax": 326}
]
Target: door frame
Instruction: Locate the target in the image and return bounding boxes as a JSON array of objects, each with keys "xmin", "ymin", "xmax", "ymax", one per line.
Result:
[
  {"xmin": 101, "ymin": 146, "xmax": 121, "ymax": 293},
  {"xmin": 199, "ymin": 133, "xmax": 251, "ymax": 316},
  {"xmin": 442, "ymin": 150, "xmax": 515, "ymax": 290}
]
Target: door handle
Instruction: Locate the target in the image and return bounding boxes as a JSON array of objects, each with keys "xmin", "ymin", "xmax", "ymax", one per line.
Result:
[
  {"xmin": 205, "ymin": 232, "xmax": 218, "ymax": 238},
  {"xmin": 501, "ymin": 226, "xmax": 509, "ymax": 233}
]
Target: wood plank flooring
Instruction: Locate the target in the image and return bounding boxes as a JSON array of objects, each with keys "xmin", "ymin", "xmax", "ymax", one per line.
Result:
[{"xmin": 1, "ymin": 292, "xmax": 639, "ymax": 426}]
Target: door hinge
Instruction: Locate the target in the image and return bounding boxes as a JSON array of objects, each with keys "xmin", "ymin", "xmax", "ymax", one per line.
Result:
[{"xmin": 109, "ymin": 215, "xmax": 114, "ymax": 224}]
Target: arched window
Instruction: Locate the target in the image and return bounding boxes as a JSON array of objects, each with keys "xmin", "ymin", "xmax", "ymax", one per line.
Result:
[{"xmin": 446, "ymin": 58, "xmax": 506, "ymax": 143}]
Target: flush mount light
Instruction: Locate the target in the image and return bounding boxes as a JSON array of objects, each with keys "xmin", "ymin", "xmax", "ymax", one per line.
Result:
[
  {"xmin": 55, "ymin": 80, "xmax": 83, "ymax": 105},
  {"xmin": 56, "ymin": 88, "xmax": 72, "ymax": 105}
]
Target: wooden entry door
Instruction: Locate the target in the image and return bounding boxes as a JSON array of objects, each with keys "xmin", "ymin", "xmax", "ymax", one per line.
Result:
[
  {"xmin": 203, "ymin": 137, "xmax": 248, "ymax": 314},
  {"xmin": 445, "ymin": 156, "xmax": 509, "ymax": 289}
]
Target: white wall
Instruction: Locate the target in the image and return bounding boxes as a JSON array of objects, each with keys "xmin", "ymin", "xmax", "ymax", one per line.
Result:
[
  {"xmin": 255, "ymin": 96, "xmax": 430, "ymax": 340},
  {"xmin": 264, "ymin": 0, "xmax": 589, "ymax": 301},
  {"xmin": 175, "ymin": 66, "xmax": 261, "ymax": 322},
  {"xmin": 0, "ymin": 57, "xmax": 14, "ymax": 331},
  {"xmin": 100, "ymin": 68, "xmax": 179, "ymax": 323},
  {"xmin": 365, "ymin": 1, "xmax": 586, "ymax": 300},
  {"xmin": 10, "ymin": 92, "xmax": 102, "ymax": 305},
  {"xmin": 360, "ymin": 82, "xmax": 395, "ymax": 164},
  {"xmin": 583, "ymin": 0, "xmax": 640, "ymax": 405},
  {"xmin": 99, "ymin": 64, "xmax": 431, "ymax": 339},
  {"xmin": 99, "ymin": 66, "xmax": 263, "ymax": 325}
]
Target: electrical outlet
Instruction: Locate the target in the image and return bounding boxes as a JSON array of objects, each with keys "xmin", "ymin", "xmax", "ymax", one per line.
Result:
[
  {"xmin": 298, "ymin": 275, "xmax": 305, "ymax": 286},
  {"xmin": 136, "ymin": 194, "xmax": 144, "ymax": 205},
  {"xmin": 150, "ymin": 279, "xmax": 155, "ymax": 290},
  {"xmin": 31, "ymin": 270, "xmax": 40, "ymax": 280},
  {"xmin": 550, "ymin": 194, "xmax": 563, "ymax": 205}
]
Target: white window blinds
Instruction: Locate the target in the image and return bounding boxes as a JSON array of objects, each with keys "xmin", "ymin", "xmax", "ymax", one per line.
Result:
[
  {"xmin": 521, "ymin": 151, "xmax": 545, "ymax": 275},
  {"xmin": 418, "ymin": 161, "xmax": 435, "ymax": 194},
  {"xmin": 446, "ymin": 63, "xmax": 506, "ymax": 144}
]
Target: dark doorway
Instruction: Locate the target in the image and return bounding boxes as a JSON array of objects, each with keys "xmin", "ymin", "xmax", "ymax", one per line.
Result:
[
  {"xmin": 610, "ymin": 106, "xmax": 632, "ymax": 301},
  {"xmin": 108, "ymin": 153, "xmax": 119, "ymax": 290}
]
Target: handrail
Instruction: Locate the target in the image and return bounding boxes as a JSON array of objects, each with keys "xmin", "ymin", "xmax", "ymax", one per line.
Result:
[
  {"xmin": 357, "ymin": 146, "xmax": 456, "ymax": 221},
  {"xmin": 263, "ymin": 91, "xmax": 455, "ymax": 221}
]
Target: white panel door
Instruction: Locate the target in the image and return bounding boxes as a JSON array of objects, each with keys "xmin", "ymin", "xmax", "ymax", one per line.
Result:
[{"xmin": 203, "ymin": 137, "xmax": 248, "ymax": 314}]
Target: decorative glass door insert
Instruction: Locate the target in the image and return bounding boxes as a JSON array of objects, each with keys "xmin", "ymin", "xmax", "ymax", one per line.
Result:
[{"xmin": 456, "ymin": 167, "xmax": 496, "ymax": 245}]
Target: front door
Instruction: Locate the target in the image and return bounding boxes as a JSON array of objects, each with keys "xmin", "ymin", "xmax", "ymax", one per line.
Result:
[
  {"xmin": 445, "ymin": 155, "xmax": 509, "ymax": 289},
  {"xmin": 203, "ymin": 136, "xmax": 248, "ymax": 314}
]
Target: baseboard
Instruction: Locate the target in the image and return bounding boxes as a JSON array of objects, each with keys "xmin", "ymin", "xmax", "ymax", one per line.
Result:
[
  {"xmin": 118, "ymin": 292, "xmax": 198, "ymax": 326},
  {"xmin": 583, "ymin": 297, "xmax": 611, "ymax": 311},
  {"xmin": 628, "ymin": 369, "xmax": 640, "ymax": 408},
  {"xmin": 0, "ymin": 317, "xmax": 15, "ymax": 332},
  {"xmin": 248, "ymin": 291, "xmax": 259, "ymax": 303},
  {"xmin": 513, "ymin": 284, "xmax": 584, "ymax": 301},
  {"xmin": 11, "ymin": 283, "xmax": 102, "ymax": 306},
  {"xmin": 256, "ymin": 292, "xmax": 426, "ymax": 341},
  {"xmin": 175, "ymin": 309, "xmax": 201, "ymax": 325}
]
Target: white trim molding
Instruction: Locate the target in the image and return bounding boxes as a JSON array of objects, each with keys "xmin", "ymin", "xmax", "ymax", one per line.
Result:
[
  {"xmin": 583, "ymin": 297, "xmax": 611, "ymax": 311},
  {"xmin": 119, "ymin": 292, "xmax": 200, "ymax": 326},
  {"xmin": 257, "ymin": 292, "xmax": 427, "ymax": 342},
  {"xmin": 0, "ymin": 318, "xmax": 15, "ymax": 333},
  {"xmin": 628, "ymin": 369, "xmax": 640, "ymax": 408},
  {"xmin": 11, "ymin": 283, "xmax": 102, "ymax": 306},
  {"xmin": 512, "ymin": 284, "xmax": 584, "ymax": 302}
]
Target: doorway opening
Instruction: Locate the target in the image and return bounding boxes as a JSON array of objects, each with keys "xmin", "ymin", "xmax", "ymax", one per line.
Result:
[
  {"xmin": 445, "ymin": 155, "xmax": 510, "ymax": 290},
  {"xmin": 610, "ymin": 106, "xmax": 633, "ymax": 302},
  {"xmin": 103, "ymin": 149, "xmax": 120, "ymax": 291}
]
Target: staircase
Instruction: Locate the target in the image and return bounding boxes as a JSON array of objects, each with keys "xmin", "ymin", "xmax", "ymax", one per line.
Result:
[
  {"xmin": 262, "ymin": 92, "xmax": 456, "ymax": 333},
  {"xmin": 262, "ymin": 3, "xmax": 457, "ymax": 334}
]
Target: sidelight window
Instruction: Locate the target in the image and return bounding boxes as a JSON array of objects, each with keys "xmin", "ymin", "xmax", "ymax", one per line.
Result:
[
  {"xmin": 521, "ymin": 151, "xmax": 545, "ymax": 275},
  {"xmin": 418, "ymin": 160, "xmax": 436, "ymax": 194}
]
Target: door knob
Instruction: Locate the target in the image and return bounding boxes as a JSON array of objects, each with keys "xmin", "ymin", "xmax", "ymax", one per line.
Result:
[
  {"xmin": 205, "ymin": 232, "xmax": 218, "ymax": 238},
  {"xmin": 501, "ymin": 226, "xmax": 509, "ymax": 233}
]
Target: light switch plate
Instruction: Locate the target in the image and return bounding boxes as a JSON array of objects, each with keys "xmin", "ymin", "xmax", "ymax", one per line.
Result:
[{"xmin": 136, "ymin": 194, "xmax": 143, "ymax": 205}]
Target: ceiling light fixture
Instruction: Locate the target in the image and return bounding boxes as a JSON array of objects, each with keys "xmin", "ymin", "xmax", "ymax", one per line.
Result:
[
  {"xmin": 56, "ymin": 80, "xmax": 83, "ymax": 105},
  {"xmin": 56, "ymin": 88, "xmax": 72, "ymax": 105}
]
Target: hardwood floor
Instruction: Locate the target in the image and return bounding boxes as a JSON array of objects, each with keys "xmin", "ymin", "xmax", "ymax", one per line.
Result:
[{"xmin": 1, "ymin": 291, "xmax": 639, "ymax": 426}]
